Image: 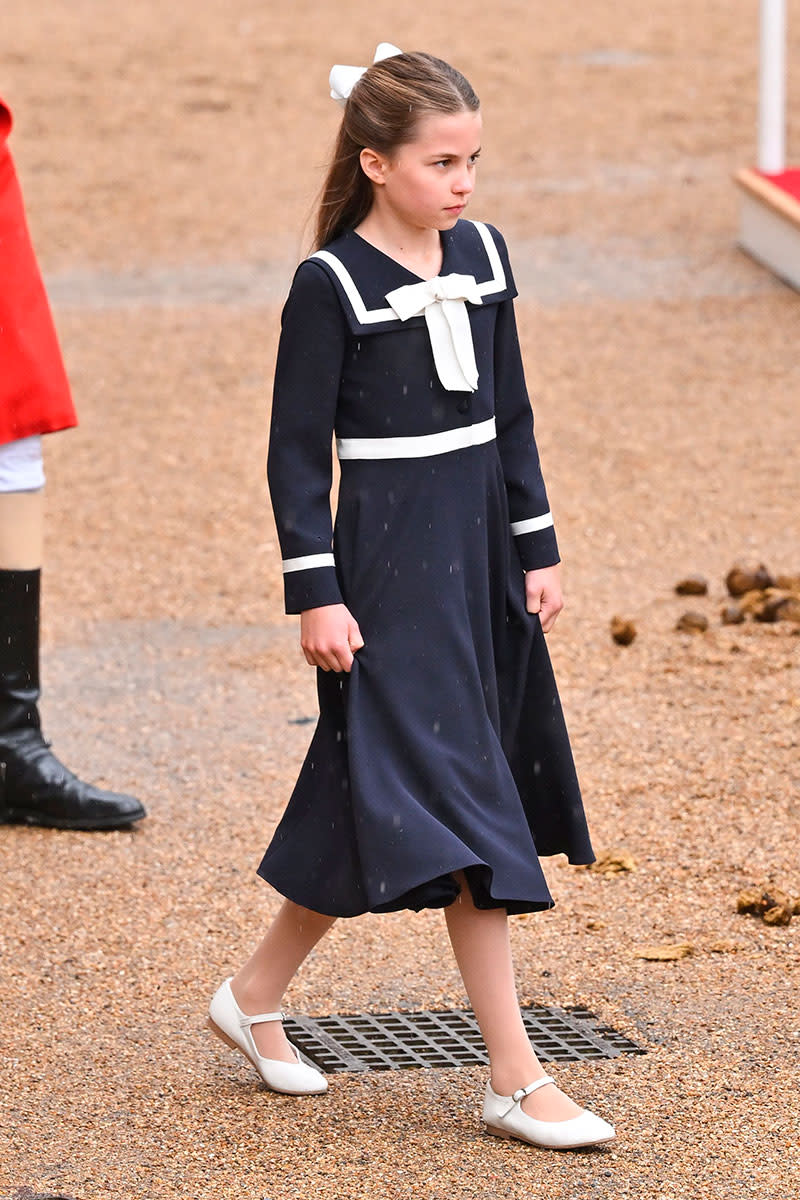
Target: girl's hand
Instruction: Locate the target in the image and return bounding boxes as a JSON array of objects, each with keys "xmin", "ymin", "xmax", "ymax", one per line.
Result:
[
  {"xmin": 300, "ymin": 604, "xmax": 365, "ymax": 673},
  {"xmin": 524, "ymin": 565, "xmax": 563, "ymax": 633}
]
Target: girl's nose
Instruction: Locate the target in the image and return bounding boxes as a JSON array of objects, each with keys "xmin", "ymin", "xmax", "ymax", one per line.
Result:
[{"xmin": 453, "ymin": 171, "xmax": 474, "ymax": 197}]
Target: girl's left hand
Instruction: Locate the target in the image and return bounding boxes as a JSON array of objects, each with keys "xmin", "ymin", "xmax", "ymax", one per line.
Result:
[{"xmin": 524, "ymin": 564, "xmax": 563, "ymax": 633}]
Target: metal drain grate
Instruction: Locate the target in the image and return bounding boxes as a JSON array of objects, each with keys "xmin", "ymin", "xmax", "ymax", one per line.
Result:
[{"xmin": 283, "ymin": 1005, "xmax": 644, "ymax": 1073}]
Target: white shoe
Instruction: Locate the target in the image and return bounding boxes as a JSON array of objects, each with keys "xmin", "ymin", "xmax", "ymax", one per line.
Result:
[
  {"xmin": 207, "ymin": 977, "xmax": 328, "ymax": 1096},
  {"xmin": 483, "ymin": 1076, "xmax": 615, "ymax": 1150}
]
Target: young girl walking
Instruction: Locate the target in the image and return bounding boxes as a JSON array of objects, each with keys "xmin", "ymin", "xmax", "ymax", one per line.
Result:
[{"xmin": 209, "ymin": 44, "xmax": 615, "ymax": 1151}]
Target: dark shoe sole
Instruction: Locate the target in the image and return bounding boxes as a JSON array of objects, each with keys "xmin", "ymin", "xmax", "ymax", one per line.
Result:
[{"xmin": 0, "ymin": 807, "xmax": 146, "ymax": 830}]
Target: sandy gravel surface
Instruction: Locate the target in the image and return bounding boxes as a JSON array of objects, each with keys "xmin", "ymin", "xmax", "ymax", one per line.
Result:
[{"xmin": 1, "ymin": 2, "xmax": 799, "ymax": 1198}]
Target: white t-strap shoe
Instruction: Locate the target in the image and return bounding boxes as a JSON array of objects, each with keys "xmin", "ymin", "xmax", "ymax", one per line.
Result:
[
  {"xmin": 208, "ymin": 977, "xmax": 328, "ymax": 1095},
  {"xmin": 483, "ymin": 1076, "xmax": 615, "ymax": 1149}
]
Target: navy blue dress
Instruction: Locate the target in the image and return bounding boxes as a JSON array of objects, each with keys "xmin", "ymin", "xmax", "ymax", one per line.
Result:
[{"xmin": 258, "ymin": 219, "xmax": 594, "ymax": 917}]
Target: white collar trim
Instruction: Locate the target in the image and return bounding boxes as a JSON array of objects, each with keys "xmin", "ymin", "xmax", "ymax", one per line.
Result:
[{"xmin": 309, "ymin": 221, "xmax": 506, "ymax": 326}]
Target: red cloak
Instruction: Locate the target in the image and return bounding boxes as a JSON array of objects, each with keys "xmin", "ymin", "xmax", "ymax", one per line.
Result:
[{"xmin": 0, "ymin": 96, "xmax": 77, "ymax": 447}]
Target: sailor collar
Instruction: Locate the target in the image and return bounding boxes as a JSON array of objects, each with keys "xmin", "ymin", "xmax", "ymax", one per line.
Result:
[
  {"xmin": 306, "ymin": 221, "xmax": 518, "ymax": 392},
  {"xmin": 308, "ymin": 219, "xmax": 518, "ymax": 339}
]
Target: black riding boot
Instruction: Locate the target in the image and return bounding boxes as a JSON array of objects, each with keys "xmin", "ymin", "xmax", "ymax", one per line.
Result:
[{"xmin": 0, "ymin": 568, "xmax": 146, "ymax": 829}]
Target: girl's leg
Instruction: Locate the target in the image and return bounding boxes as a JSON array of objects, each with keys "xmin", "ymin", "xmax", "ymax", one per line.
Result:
[
  {"xmin": 0, "ymin": 488, "xmax": 44, "ymax": 568},
  {"xmin": 444, "ymin": 875, "xmax": 583, "ymax": 1122},
  {"xmin": 229, "ymin": 899, "xmax": 336, "ymax": 1062}
]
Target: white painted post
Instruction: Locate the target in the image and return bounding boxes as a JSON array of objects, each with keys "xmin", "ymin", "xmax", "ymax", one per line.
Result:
[{"xmin": 758, "ymin": 0, "xmax": 787, "ymax": 173}]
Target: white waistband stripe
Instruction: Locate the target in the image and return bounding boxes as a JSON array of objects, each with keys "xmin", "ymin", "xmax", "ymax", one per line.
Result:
[
  {"xmin": 337, "ymin": 417, "xmax": 496, "ymax": 461},
  {"xmin": 282, "ymin": 553, "xmax": 336, "ymax": 574},
  {"xmin": 510, "ymin": 513, "xmax": 554, "ymax": 535}
]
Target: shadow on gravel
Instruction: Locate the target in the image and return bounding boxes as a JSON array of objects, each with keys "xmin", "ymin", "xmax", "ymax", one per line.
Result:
[{"xmin": 5, "ymin": 1189, "xmax": 80, "ymax": 1200}]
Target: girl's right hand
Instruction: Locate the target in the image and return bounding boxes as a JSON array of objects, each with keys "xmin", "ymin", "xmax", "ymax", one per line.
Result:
[{"xmin": 300, "ymin": 604, "xmax": 365, "ymax": 673}]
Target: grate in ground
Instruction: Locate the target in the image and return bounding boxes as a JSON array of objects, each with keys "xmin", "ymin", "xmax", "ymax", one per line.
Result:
[{"xmin": 283, "ymin": 1004, "xmax": 645, "ymax": 1074}]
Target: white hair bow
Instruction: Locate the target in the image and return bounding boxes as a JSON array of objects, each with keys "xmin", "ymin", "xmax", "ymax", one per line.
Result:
[
  {"xmin": 386, "ymin": 274, "xmax": 483, "ymax": 392},
  {"xmin": 329, "ymin": 42, "xmax": 403, "ymax": 106}
]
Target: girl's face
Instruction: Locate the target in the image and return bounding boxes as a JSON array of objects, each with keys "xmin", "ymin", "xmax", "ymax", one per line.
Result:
[{"xmin": 365, "ymin": 109, "xmax": 482, "ymax": 232}]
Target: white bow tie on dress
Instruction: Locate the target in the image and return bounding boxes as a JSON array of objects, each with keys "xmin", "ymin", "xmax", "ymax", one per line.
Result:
[
  {"xmin": 386, "ymin": 273, "xmax": 483, "ymax": 392},
  {"xmin": 329, "ymin": 43, "xmax": 403, "ymax": 105}
]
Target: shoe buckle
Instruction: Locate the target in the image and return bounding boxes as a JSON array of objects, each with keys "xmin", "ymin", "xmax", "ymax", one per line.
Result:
[{"xmin": 512, "ymin": 1076, "xmax": 555, "ymax": 1106}]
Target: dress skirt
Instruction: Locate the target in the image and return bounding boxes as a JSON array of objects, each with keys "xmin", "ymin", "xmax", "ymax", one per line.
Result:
[{"xmin": 258, "ymin": 438, "xmax": 594, "ymax": 917}]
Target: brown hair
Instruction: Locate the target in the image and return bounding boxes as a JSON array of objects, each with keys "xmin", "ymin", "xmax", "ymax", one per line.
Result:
[{"xmin": 314, "ymin": 52, "xmax": 480, "ymax": 250}]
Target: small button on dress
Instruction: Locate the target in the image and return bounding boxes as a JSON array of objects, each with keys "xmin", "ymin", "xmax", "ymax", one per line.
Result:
[{"xmin": 259, "ymin": 219, "xmax": 595, "ymax": 918}]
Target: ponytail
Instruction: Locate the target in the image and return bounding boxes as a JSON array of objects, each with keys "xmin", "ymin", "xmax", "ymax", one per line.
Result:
[{"xmin": 315, "ymin": 124, "xmax": 375, "ymax": 251}]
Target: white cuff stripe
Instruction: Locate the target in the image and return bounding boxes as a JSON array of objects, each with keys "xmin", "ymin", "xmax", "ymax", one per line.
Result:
[
  {"xmin": 510, "ymin": 513, "xmax": 554, "ymax": 535},
  {"xmin": 337, "ymin": 417, "xmax": 496, "ymax": 461},
  {"xmin": 282, "ymin": 553, "xmax": 336, "ymax": 574}
]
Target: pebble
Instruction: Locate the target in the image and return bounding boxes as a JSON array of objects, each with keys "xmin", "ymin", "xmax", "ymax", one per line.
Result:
[
  {"xmin": 633, "ymin": 943, "xmax": 694, "ymax": 961},
  {"xmin": 675, "ymin": 611, "xmax": 708, "ymax": 633},
  {"xmin": 587, "ymin": 849, "xmax": 637, "ymax": 875},
  {"xmin": 737, "ymin": 589, "xmax": 769, "ymax": 616},
  {"xmin": 721, "ymin": 602, "xmax": 745, "ymax": 625},
  {"xmin": 762, "ymin": 905, "xmax": 792, "ymax": 926},
  {"xmin": 674, "ymin": 574, "xmax": 708, "ymax": 595},
  {"xmin": 776, "ymin": 595, "xmax": 800, "ymax": 624},
  {"xmin": 610, "ymin": 616, "xmax": 637, "ymax": 646},
  {"xmin": 725, "ymin": 563, "xmax": 775, "ymax": 597},
  {"xmin": 736, "ymin": 886, "xmax": 796, "ymax": 925}
]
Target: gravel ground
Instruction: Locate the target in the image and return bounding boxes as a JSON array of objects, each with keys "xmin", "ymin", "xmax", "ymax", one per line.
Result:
[{"xmin": 1, "ymin": 2, "xmax": 799, "ymax": 1198}]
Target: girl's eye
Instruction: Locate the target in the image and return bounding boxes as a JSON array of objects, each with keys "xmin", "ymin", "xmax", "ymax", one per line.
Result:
[{"xmin": 432, "ymin": 154, "xmax": 480, "ymax": 168}]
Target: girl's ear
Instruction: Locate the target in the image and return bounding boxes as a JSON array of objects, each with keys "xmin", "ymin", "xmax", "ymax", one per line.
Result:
[{"xmin": 359, "ymin": 147, "xmax": 389, "ymax": 186}]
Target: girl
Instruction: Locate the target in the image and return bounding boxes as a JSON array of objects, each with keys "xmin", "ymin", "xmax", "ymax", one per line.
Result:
[{"xmin": 209, "ymin": 45, "xmax": 615, "ymax": 1151}]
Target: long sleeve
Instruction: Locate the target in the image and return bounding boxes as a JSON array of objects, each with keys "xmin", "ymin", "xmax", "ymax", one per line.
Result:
[
  {"xmin": 493, "ymin": 291, "xmax": 560, "ymax": 571},
  {"xmin": 267, "ymin": 260, "xmax": 347, "ymax": 613}
]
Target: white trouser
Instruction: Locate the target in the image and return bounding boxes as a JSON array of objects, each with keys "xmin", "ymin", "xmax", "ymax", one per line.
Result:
[{"xmin": 0, "ymin": 436, "xmax": 45, "ymax": 492}]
